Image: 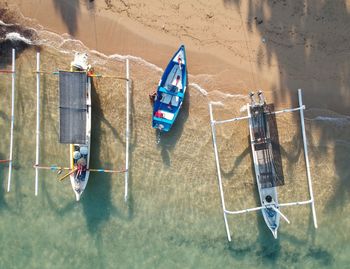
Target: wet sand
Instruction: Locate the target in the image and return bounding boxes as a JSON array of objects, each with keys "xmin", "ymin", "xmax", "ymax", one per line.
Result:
[{"xmin": 5, "ymin": 0, "xmax": 350, "ymax": 114}]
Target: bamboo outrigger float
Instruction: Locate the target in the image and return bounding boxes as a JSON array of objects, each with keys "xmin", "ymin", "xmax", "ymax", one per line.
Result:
[
  {"xmin": 0, "ymin": 49, "xmax": 16, "ymax": 192},
  {"xmin": 34, "ymin": 52, "xmax": 131, "ymax": 202},
  {"xmin": 209, "ymin": 89, "xmax": 317, "ymax": 241}
]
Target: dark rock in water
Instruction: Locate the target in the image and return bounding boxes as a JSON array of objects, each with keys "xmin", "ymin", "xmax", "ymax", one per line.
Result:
[
  {"xmin": 254, "ymin": 17, "xmax": 263, "ymax": 25},
  {"xmin": 0, "ymin": 6, "xmax": 39, "ymax": 64}
]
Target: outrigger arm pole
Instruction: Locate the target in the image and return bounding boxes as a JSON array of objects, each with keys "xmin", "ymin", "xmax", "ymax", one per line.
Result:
[
  {"xmin": 35, "ymin": 52, "xmax": 40, "ymax": 196},
  {"xmin": 271, "ymin": 206, "xmax": 290, "ymax": 224},
  {"xmin": 124, "ymin": 58, "xmax": 130, "ymax": 203},
  {"xmin": 209, "ymin": 102, "xmax": 232, "ymax": 242},
  {"xmin": 298, "ymin": 89, "xmax": 318, "ymax": 228},
  {"xmin": 7, "ymin": 49, "xmax": 15, "ymax": 192}
]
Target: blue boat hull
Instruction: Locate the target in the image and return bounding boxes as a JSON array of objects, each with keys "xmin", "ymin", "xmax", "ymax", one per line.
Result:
[{"xmin": 152, "ymin": 45, "xmax": 187, "ymax": 132}]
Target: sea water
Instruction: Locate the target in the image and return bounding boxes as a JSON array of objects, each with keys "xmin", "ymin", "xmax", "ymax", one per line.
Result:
[{"xmin": 0, "ymin": 22, "xmax": 349, "ymax": 269}]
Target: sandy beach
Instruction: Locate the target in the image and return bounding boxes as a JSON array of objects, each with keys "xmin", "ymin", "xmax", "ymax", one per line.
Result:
[
  {"xmin": 0, "ymin": 1, "xmax": 349, "ymax": 269},
  {"xmin": 2, "ymin": 0, "xmax": 349, "ymax": 114}
]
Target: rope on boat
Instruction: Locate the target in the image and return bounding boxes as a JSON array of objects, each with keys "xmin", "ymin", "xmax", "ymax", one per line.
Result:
[
  {"xmin": 33, "ymin": 70, "xmax": 129, "ymax": 81},
  {"xmin": 33, "ymin": 165, "xmax": 127, "ymax": 174}
]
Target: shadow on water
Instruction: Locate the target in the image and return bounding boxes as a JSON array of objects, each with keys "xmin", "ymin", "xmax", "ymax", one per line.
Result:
[
  {"xmin": 0, "ymin": 153, "xmax": 8, "ymax": 210},
  {"xmin": 87, "ymin": 76, "xmax": 135, "ymax": 220},
  {"xmin": 126, "ymin": 78, "xmax": 136, "ymax": 219},
  {"xmin": 220, "ymin": 146, "xmax": 250, "ymax": 179},
  {"xmin": 225, "ymin": 139, "xmax": 333, "ymax": 266},
  {"xmin": 81, "ymin": 78, "xmax": 122, "ymax": 234},
  {"xmin": 157, "ymin": 87, "xmax": 190, "ymax": 166},
  {"xmin": 223, "ymin": 0, "xmax": 350, "ymax": 211}
]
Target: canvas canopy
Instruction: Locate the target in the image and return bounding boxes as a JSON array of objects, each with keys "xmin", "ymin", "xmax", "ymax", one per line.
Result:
[{"xmin": 59, "ymin": 71, "xmax": 87, "ymax": 144}]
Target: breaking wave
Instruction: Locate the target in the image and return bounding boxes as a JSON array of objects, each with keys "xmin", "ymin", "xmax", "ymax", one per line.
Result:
[{"xmin": 5, "ymin": 32, "xmax": 32, "ymax": 44}]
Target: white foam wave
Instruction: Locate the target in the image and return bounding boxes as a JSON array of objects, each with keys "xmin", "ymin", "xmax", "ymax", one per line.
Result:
[
  {"xmin": 210, "ymin": 90, "xmax": 246, "ymax": 99},
  {"xmin": 1, "ymin": 13, "xmax": 217, "ymax": 100},
  {"xmin": 5, "ymin": 32, "xmax": 32, "ymax": 44},
  {"xmin": 0, "ymin": 20, "xmax": 14, "ymax": 27},
  {"xmin": 189, "ymin": 83, "xmax": 208, "ymax": 96},
  {"xmin": 240, "ymin": 105, "xmax": 247, "ymax": 112},
  {"xmin": 110, "ymin": 54, "xmax": 164, "ymax": 72},
  {"xmin": 210, "ymin": 101, "xmax": 224, "ymax": 107}
]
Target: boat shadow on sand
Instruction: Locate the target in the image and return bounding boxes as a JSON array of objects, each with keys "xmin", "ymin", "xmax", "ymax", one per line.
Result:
[{"xmin": 156, "ymin": 87, "xmax": 190, "ymax": 166}]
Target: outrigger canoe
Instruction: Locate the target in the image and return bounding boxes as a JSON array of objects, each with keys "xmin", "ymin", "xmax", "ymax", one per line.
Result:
[
  {"xmin": 59, "ymin": 52, "xmax": 92, "ymax": 201},
  {"xmin": 152, "ymin": 45, "xmax": 187, "ymax": 132},
  {"xmin": 247, "ymin": 92, "xmax": 280, "ymax": 238}
]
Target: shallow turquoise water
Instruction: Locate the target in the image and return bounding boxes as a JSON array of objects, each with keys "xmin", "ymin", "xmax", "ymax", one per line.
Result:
[{"xmin": 0, "ymin": 39, "xmax": 349, "ymax": 269}]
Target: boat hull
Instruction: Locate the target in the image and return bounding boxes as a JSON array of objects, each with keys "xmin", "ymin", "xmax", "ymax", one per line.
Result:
[
  {"xmin": 248, "ymin": 103, "xmax": 280, "ymax": 238},
  {"xmin": 69, "ymin": 76, "xmax": 92, "ymax": 201},
  {"xmin": 152, "ymin": 45, "xmax": 187, "ymax": 132}
]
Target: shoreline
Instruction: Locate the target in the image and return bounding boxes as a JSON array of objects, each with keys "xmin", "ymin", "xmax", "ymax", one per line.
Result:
[
  {"xmin": 2, "ymin": 0, "xmax": 350, "ymax": 114},
  {"xmin": 5, "ymin": 0, "xmax": 273, "ymax": 96}
]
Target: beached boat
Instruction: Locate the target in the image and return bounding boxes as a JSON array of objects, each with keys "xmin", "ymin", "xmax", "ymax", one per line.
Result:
[
  {"xmin": 209, "ymin": 89, "xmax": 318, "ymax": 241},
  {"xmin": 59, "ymin": 53, "xmax": 92, "ymax": 201},
  {"xmin": 152, "ymin": 45, "xmax": 187, "ymax": 132},
  {"xmin": 34, "ymin": 52, "xmax": 131, "ymax": 202},
  {"xmin": 247, "ymin": 92, "xmax": 280, "ymax": 238}
]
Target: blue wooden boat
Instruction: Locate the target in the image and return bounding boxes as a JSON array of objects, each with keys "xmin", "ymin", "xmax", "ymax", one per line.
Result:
[{"xmin": 152, "ymin": 45, "xmax": 187, "ymax": 132}]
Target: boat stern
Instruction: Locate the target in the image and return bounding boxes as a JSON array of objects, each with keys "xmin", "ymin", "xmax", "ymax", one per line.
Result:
[
  {"xmin": 271, "ymin": 228, "xmax": 278, "ymax": 239},
  {"xmin": 262, "ymin": 203, "xmax": 280, "ymax": 239},
  {"xmin": 152, "ymin": 119, "xmax": 171, "ymax": 132},
  {"xmin": 74, "ymin": 191, "xmax": 81, "ymax": 202}
]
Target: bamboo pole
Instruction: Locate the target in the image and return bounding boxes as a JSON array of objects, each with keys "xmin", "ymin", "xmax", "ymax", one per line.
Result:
[
  {"xmin": 298, "ymin": 89, "xmax": 318, "ymax": 228},
  {"xmin": 209, "ymin": 103, "xmax": 232, "ymax": 242},
  {"xmin": 225, "ymin": 206, "xmax": 264, "ymax": 215},
  {"xmin": 214, "ymin": 106, "xmax": 303, "ymax": 126},
  {"xmin": 33, "ymin": 165, "xmax": 126, "ymax": 174},
  {"xmin": 214, "ymin": 115, "xmax": 250, "ymax": 125},
  {"xmin": 35, "ymin": 52, "xmax": 40, "ymax": 196},
  {"xmin": 124, "ymin": 58, "xmax": 130, "ymax": 203},
  {"xmin": 279, "ymin": 199, "xmax": 312, "ymax": 207},
  {"xmin": 7, "ymin": 49, "xmax": 15, "ymax": 192}
]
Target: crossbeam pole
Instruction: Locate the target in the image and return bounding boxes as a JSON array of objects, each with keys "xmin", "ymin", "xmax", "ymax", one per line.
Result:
[
  {"xmin": 33, "ymin": 165, "xmax": 126, "ymax": 173},
  {"xmin": 225, "ymin": 206, "xmax": 264, "ymax": 215},
  {"xmin": 124, "ymin": 59, "xmax": 130, "ymax": 202},
  {"xmin": 209, "ymin": 103, "xmax": 232, "ymax": 241},
  {"xmin": 214, "ymin": 115, "xmax": 250, "ymax": 125},
  {"xmin": 7, "ymin": 49, "xmax": 15, "ymax": 192},
  {"xmin": 298, "ymin": 89, "xmax": 318, "ymax": 228},
  {"xmin": 213, "ymin": 105, "xmax": 304, "ymax": 126},
  {"xmin": 279, "ymin": 199, "xmax": 312, "ymax": 207},
  {"xmin": 35, "ymin": 52, "xmax": 40, "ymax": 196}
]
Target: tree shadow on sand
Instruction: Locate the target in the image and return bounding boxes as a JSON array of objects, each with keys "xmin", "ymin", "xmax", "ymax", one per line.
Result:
[
  {"xmin": 222, "ymin": 0, "xmax": 350, "ymax": 214},
  {"xmin": 52, "ymin": 0, "xmax": 80, "ymax": 36},
  {"xmin": 51, "ymin": 0, "xmax": 96, "ymax": 36}
]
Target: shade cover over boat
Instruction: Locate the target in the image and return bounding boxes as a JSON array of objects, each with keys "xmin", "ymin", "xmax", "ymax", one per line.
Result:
[{"xmin": 59, "ymin": 71, "xmax": 87, "ymax": 144}]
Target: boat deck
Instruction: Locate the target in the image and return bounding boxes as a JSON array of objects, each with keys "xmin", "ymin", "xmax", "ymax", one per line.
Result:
[{"xmin": 250, "ymin": 104, "xmax": 284, "ymax": 189}]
